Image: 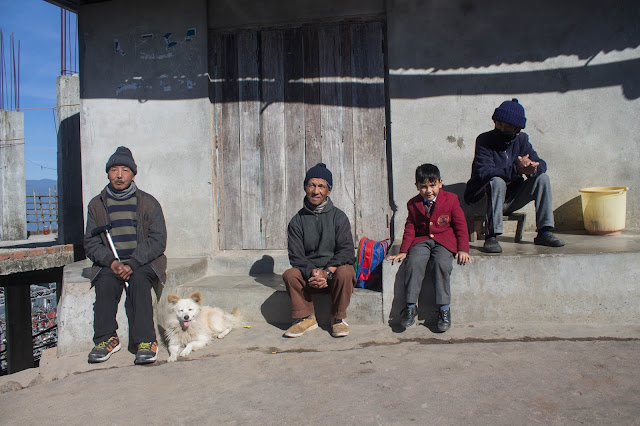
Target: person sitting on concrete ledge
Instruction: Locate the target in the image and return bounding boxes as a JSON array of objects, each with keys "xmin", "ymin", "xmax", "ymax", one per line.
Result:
[
  {"xmin": 84, "ymin": 146, "xmax": 167, "ymax": 365},
  {"xmin": 464, "ymin": 98, "xmax": 565, "ymax": 253},
  {"xmin": 282, "ymin": 162, "xmax": 356, "ymax": 338},
  {"xmin": 387, "ymin": 163, "xmax": 471, "ymax": 332}
]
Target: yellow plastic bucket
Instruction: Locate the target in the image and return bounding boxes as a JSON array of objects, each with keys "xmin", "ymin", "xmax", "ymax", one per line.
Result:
[{"xmin": 579, "ymin": 186, "xmax": 629, "ymax": 235}]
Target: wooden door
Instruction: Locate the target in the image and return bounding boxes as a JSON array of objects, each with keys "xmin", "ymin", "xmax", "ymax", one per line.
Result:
[{"xmin": 210, "ymin": 21, "xmax": 388, "ymax": 249}]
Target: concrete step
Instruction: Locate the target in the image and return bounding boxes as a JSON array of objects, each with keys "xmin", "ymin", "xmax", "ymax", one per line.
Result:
[
  {"xmin": 57, "ymin": 230, "xmax": 640, "ymax": 356},
  {"xmin": 384, "ymin": 231, "xmax": 640, "ymax": 325},
  {"xmin": 57, "ymin": 257, "xmax": 208, "ymax": 356},
  {"xmin": 163, "ymin": 274, "xmax": 382, "ymax": 326}
]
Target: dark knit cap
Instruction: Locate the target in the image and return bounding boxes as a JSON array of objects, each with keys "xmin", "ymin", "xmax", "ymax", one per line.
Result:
[
  {"xmin": 105, "ymin": 146, "xmax": 137, "ymax": 175},
  {"xmin": 492, "ymin": 98, "xmax": 527, "ymax": 129},
  {"xmin": 304, "ymin": 163, "xmax": 333, "ymax": 190}
]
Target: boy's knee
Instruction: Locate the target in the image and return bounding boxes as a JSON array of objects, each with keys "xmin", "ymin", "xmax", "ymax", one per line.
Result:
[{"xmin": 429, "ymin": 256, "xmax": 454, "ymax": 273}]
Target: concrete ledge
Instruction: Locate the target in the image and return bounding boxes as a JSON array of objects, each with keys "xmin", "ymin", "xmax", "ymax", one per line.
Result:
[
  {"xmin": 0, "ymin": 244, "xmax": 77, "ymax": 275},
  {"xmin": 57, "ymin": 257, "xmax": 208, "ymax": 356},
  {"xmin": 383, "ymin": 232, "xmax": 640, "ymax": 325},
  {"xmin": 164, "ymin": 274, "xmax": 382, "ymax": 326}
]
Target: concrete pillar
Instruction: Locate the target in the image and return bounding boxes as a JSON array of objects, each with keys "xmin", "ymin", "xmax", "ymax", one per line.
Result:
[
  {"xmin": 56, "ymin": 75, "xmax": 84, "ymax": 245},
  {"xmin": 0, "ymin": 110, "xmax": 27, "ymax": 241}
]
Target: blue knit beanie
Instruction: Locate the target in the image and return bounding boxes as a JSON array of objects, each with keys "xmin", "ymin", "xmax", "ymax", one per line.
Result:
[
  {"xmin": 492, "ymin": 98, "xmax": 527, "ymax": 129},
  {"xmin": 304, "ymin": 163, "xmax": 333, "ymax": 190},
  {"xmin": 106, "ymin": 146, "xmax": 137, "ymax": 175}
]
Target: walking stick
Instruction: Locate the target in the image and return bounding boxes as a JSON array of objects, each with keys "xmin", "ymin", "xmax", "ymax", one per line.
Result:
[{"xmin": 91, "ymin": 224, "xmax": 129, "ymax": 288}]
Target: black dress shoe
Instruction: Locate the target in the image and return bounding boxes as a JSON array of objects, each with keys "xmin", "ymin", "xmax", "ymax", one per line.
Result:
[
  {"xmin": 534, "ymin": 232, "xmax": 565, "ymax": 247},
  {"xmin": 438, "ymin": 308, "xmax": 451, "ymax": 332},
  {"xmin": 483, "ymin": 237, "xmax": 502, "ymax": 253},
  {"xmin": 400, "ymin": 305, "xmax": 418, "ymax": 328}
]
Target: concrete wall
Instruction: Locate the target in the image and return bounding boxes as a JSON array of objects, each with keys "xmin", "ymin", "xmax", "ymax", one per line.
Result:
[
  {"xmin": 386, "ymin": 0, "xmax": 640, "ymax": 240},
  {"xmin": 75, "ymin": 0, "xmax": 639, "ymax": 256},
  {"xmin": 57, "ymin": 75, "xmax": 84, "ymax": 245},
  {"xmin": 78, "ymin": 0, "xmax": 215, "ymax": 257},
  {"xmin": 208, "ymin": 0, "xmax": 384, "ymax": 29},
  {"xmin": 0, "ymin": 111, "xmax": 27, "ymax": 241}
]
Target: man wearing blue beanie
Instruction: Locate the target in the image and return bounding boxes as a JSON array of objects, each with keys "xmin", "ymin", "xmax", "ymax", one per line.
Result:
[
  {"xmin": 464, "ymin": 99, "xmax": 564, "ymax": 253},
  {"xmin": 282, "ymin": 163, "xmax": 356, "ymax": 338}
]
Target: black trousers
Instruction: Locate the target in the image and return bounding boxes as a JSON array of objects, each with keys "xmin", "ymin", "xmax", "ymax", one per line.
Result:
[{"xmin": 93, "ymin": 264, "xmax": 156, "ymax": 345}]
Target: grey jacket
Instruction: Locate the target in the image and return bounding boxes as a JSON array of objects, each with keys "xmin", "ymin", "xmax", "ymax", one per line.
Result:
[
  {"xmin": 84, "ymin": 186, "xmax": 167, "ymax": 284},
  {"xmin": 287, "ymin": 197, "xmax": 355, "ymax": 280}
]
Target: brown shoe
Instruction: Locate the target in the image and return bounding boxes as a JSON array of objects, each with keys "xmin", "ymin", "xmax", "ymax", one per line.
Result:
[
  {"xmin": 284, "ymin": 316, "xmax": 318, "ymax": 338},
  {"xmin": 331, "ymin": 320, "xmax": 349, "ymax": 337}
]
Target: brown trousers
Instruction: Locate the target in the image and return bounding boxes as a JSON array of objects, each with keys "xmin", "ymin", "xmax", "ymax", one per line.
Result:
[{"xmin": 283, "ymin": 265, "xmax": 356, "ymax": 320}]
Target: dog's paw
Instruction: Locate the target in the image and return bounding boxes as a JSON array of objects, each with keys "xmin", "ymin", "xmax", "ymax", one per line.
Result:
[
  {"xmin": 180, "ymin": 347, "xmax": 192, "ymax": 357},
  {"xmin": 217, "ymin": 329, "xmax": 231, "ymax": 339},
  {"xmin": 168, "ymin": 354, "xmax": 178, "ymax": 362}
]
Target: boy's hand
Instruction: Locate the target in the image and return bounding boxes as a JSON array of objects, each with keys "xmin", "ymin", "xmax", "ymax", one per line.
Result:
[
  {"xmin": 456, "ymin": 251, "xmax": 471, "ymax": 265},
  {"xmin": 386, "ymin": 253, "xmax": 407, "ymax": 264}
]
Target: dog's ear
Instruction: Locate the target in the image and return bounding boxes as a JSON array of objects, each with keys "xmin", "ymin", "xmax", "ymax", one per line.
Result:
[
  {"xmin": 167, "ymin": 294, "xmax": 180, "ymax": 304},
  {"xmin": 190, "ymin": 291, "xmax": 202, "ymax": 304}
]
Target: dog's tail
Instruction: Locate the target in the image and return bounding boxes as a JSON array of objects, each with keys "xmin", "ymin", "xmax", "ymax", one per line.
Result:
[{"xmin": 226, "ymin": 307, "xmax": 242, "ymax": 328}]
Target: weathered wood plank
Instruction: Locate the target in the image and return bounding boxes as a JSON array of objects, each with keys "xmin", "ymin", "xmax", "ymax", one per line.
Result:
[
  {"xmin": 260, "ymin": 30, "xmax": 287, "ymax": 249},
  {"xmin": 237, "ymin": 31, "xmax": 263, "ymax": 249},
  {"xmin": 284, "ymin": 28, "xmax": 307, "ymax": 227},
  {"xmin": 213, "ymin": 32, "xmax": 242, "ymax": 249},
  {"xmin": 318, "ymin": 25, "xmax": 352, "ymax": 232},
  {"xmin": 339, "ymin": 23, "xmax": 356, "ymax": 242},
  {"xmin": 351, "ymin": 22, "xmax": 389, "ymax": 241},
  {"xmin": 303, "ymin": 27, "xmax": 322, "ymax": 168}
]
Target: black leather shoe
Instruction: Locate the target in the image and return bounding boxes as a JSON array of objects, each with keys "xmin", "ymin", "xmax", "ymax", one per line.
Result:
[
  {"xmin": 534, "ymin": 232, "xmax": 565, "ymax": 247},
  {"xmin": 400, "ymin": 305, "xmax": 418, "ymax": 328},
  {"xmin": 483, "ymin": 236, "xmax": 502, "ymax": 253},
  {"xmin": 438, "ymin": 308, "xmax": 451, "ymax": 332}
]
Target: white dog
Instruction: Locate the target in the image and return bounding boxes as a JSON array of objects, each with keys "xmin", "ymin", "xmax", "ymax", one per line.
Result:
[{"xmin": 164, "ymin": 291, "xmax": 240, "ymax": 362}]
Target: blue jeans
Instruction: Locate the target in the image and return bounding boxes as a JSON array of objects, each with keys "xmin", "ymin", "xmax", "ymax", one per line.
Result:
[{"xmin": 486, "ymin": 173, "xmax": 554, "ymax": 235}]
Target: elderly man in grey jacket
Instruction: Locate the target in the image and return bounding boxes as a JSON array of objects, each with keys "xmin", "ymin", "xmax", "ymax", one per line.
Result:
[
  {"xmin": 282, "ymin": 163, "xmax": 356, "ymax": 338},
  {"xmin": 84, "ymin": 146, "xmax": 167, "ymax": 365}
]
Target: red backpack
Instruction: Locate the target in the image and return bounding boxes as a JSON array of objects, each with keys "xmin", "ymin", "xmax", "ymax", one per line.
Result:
[{"xmin": 355, "ymin": 237, "xmax": 390, "ymax": 289}]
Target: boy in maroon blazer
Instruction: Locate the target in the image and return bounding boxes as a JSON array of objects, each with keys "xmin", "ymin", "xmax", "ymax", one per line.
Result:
[{"xmin": 387, "ymin": 163, "xmax": 471, "ymax": 332}]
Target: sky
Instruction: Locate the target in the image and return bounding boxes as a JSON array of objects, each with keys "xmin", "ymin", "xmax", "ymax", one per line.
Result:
[{"xmin": 1, "ymin": 0, "xmax": 76, "ymax": 181}]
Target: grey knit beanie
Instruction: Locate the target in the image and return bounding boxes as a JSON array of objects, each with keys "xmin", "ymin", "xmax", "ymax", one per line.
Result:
[
  {"xmin": 105, "ymin": 146, "xmax": 137, "ymax": 175},
  {"xmin": 492, "ymin": 98, "xmax": 527, "ymax": 129}
]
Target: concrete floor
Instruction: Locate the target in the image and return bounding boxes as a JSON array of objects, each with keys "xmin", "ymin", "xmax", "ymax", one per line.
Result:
[{"xmin": 1, "ymin": 322, "xmax": 639, "ymax": 424}]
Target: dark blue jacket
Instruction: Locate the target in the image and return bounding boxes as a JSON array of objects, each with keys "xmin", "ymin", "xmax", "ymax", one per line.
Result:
[{"xmin": 464, "ymin": 129, "xmax": 547, "ymax": 204}]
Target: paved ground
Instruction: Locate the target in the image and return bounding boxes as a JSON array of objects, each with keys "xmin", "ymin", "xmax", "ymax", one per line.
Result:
[{"xmin": 2, "ymin": 322, "xmax": 639, "ymax": 425}]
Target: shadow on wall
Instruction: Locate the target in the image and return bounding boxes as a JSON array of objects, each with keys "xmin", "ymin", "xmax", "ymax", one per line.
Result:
[
  {"xmin": 78, "ymin": 0, "xmax": 639, "ymax": 101},
  {"xmin": 388, "ymin": 0, "xmax": 640, "ymax": 100},
  {"xmin": 443, "ymin": 183, "xmax": 585, "ymax": 233},
  {"xmin": 57, "ymin": 112, "xmax": 84, "ymax": 246},
  {"xmin": 553, "ymin": 195, "xmax": 585, "ymax": 231}
]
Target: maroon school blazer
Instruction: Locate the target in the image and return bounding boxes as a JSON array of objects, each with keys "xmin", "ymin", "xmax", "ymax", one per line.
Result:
[{"xmin": 399, "ymin": 190, "xmax": 470, "ymax": 255}]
